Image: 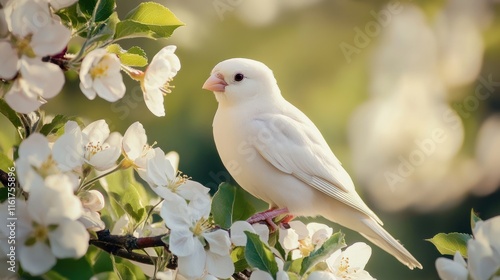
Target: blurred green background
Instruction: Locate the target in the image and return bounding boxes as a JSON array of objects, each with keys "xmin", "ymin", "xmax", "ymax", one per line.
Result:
[{"xmin": 23, "ymin": 0, "xmax": 500, "ymax": 278}]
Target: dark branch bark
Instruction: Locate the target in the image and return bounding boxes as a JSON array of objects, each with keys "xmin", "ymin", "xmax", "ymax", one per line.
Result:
[
  {"xmin": 0, "ymin": 169, "xmax": 8, "ymax": 188},
  {"xmin": 89, "ymin": 229, "xmax": 173, "ymax": 266},
  {"xmin": 90, "ymin": 230, "xmax": 253, "ymax": 278}
]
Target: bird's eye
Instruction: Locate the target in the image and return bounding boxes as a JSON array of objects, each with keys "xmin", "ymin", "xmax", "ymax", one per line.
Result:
[{"xmin": 234, "ymin": 73, "xmax": 244, "ymax": 82}]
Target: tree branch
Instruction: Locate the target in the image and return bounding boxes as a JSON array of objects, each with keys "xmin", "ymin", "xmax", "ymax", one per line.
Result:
[
  {"xmin": 89, "ymin": 229, "xmax": 176, "ymax": 267},
  {"xmin": 0, "ymin": 169, "xmax": 8, "ymax": 188},
  {"xmin": 91, "ymin": 230, "xmax": 253, "ymax": 278}
]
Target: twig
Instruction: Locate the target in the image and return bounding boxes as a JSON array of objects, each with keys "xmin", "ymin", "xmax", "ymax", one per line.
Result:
[
  {"xmin": 0, "ymin": 169, "xmax": 8, "ymax": 188},
  {"xmin": 89, "ymin": 230, "xmax": 173, "ymax": 266}
]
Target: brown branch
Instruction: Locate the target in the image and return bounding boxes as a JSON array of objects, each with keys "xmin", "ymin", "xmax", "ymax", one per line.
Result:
[
  {"xmin": 89, "ymin": 229, "xmax": 174, "ymax": 266},
  {"xmin": 90, "ymin": 230, "xmax": 253, "ymax": 278},
  {"xmin": 0, "ymin": 169, "xmax": 8, "ymax": 188}
]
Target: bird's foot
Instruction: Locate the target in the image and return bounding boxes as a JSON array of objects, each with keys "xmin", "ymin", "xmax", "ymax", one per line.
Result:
[{"xmin": 247, "ymin": 207, "xmax": 290, "ymax": 231}]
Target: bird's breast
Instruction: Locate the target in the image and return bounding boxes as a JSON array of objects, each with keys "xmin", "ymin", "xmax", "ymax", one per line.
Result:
[{"xmin": 212, "ymin": 107, "xmax": 319, "ymax": 213}]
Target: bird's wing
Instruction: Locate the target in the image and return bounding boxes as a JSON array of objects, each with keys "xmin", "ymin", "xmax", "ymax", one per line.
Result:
[{"xmin": 250, "ymin": 113, "xmax": 383, "ymax": 225}]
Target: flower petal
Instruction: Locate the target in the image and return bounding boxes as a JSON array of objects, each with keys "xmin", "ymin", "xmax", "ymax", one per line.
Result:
[
  {"xmin": 168, "ymin": 229, "xmax": 195, "ymax": 257},
  {"xmin": 435, "ymin": 254, "xmax": 468, "ymax": 280},
  {"xmin": 342, "ymin": 242, "xmax": 372, "ymax": 270},
  {"xmin": 177, "ymin": 240, "xmax": 206, "ymax": 279},
  {"xmin": 0, "ymin": 41, "xmax": 18, "ymax": 79},
  {"xmin": 249, "ymin": 271, "xmax": 273, "ymax": 280},
  {"xmin": 122, "ymin": 122, "xmax": 147, "ymax": 161},
  {"xmin": 206, "ymin": 250, "xmax": 235, "ymax": 278},
  {"xmin": 144, "ymin": 87, "xmax": 165, "ymax": 117},
  {"xmin": 230, "ymin": 221, "xmax": 255, "ymax": 246},
  {"xmin": 204, "ymin": 230, "xmax": 231, "ymax": 256},
  {"xmin": 18, "ymin": 241, "xmax": 56, "ymax": 276},
  {"xmin": 49, "ymin": 219, "xmax": 89, "ymax": 258}
]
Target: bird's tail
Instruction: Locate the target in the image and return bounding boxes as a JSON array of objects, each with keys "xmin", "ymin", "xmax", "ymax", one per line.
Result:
[{"xmin": 357, "ymin": 217, "xmax": 422, "ymax": 270}]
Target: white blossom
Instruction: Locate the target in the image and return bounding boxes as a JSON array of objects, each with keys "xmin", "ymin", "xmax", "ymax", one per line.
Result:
[
  {"xmin": 279, "ymin": 221, "xmax": 333, "ymax": 260},
  {"xmin": 54, "ymin": 120, "xmax": 122, "ymax": 172},
  {"xmin": 145, "ymin": 148, "xmax": 211, "ymax": 213},
  {"xmin": 0, "ymin": 175, "xmax": 88, "ymax": 275},
  {"xmin": 320, "ymin": 242, "xmax": 375, "ymax": 280},
  {"xmin": 122, "ymin": 122, "xmax": 155, "ymax": 174},
  {"xmin": 161, "ymin": 195, "xmax": 234, "ymax": 279},
  {"xmin": 79, "ymin": 190, "xmax": 105, "ymax": 231},
  {"xmin": 436, "ymin": 251, "xmax": 468, "ymax": 280},
  {"xmin": 0, "ymin": 0, "xmax": 69, "ymax": 113},
  {"xmin": 436, "ymin": 216, "xmax": 500, "ymax": 280},
  {"xmin": 4, "ymin": 57, "xmax": 64, "ymax": 113},
  {"xmin": 15, "ymin": 133, "xmax": 79, "ymax": 192},
  {"xmin": 230, "ymin": 221, "xmax": 269, "ymax": 246},
  {"xmin": 79, "ymin": 48, "xmax": 126, "ymax": 102},
  {"xmin": 468, "ymin": 216, "xmax": 500, "ymax": 280},
  {"xmin": 141, "ymin": 45, "xmax": 181, "ymax": 116}
]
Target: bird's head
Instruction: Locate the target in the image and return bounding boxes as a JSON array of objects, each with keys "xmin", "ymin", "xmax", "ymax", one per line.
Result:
[{"xmin": 202, "ymin": 58, "xmax": 280, "ymax": 105}]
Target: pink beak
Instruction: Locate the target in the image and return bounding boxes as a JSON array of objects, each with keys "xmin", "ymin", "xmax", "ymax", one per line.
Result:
[{"xmin": 202, "ymin": 73, "xmax": 227, "ymax": 92}]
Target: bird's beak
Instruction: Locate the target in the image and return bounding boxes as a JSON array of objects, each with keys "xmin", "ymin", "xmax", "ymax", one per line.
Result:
[{"xmin": 202, "ymin": 73, "xmax": 227, "ymax": 92}]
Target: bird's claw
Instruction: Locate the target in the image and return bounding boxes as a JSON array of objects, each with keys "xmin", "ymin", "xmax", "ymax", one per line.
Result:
[{"xmin": 247, "ymin": 207, "xmax": 293, "ymax": 231}]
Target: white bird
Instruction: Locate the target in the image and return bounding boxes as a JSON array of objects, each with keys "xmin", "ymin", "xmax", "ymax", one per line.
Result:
[{"xmin": 202, "ymin": 58, "xmax": 422, "ymax": 270}]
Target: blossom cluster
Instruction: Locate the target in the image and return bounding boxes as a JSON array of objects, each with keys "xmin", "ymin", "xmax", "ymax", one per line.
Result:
[
  {"xmin": 0, "ymin": 1, "xmax": 390, "ymax": 279},
  {"xmin": 0, "ymin": 0, "xmax": 181, "ymax": 117},
  {"xmin": 436, "ymin": 215, "xmax": 500, "ymax": 280}
]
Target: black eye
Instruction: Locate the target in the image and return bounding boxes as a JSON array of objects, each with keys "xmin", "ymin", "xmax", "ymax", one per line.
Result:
[{"xmin": 234, "ymin": 73, "xmax": 244, "ymax": 82}]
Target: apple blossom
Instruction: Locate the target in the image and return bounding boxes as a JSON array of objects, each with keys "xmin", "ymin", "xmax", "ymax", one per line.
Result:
[
  {"xmin": 161, "ymin": 194, "xmax": 234, "ymax": 279},
  {"xmin": 468, "ymin": 216, "xmax": 500, "ymax": 280},
  {"xmin": 79, "ymin": 190, "xmax": 106, "ymax": 231},
  {"xmin": 435, "ymin": 215, "xmax": 500, "ymax": 280},
  {"xmin": 15, "ymin": 132, "xmax": 79, "ymax": 192},
  {"xmin": 3, "ymin": 57, "xmax": 65, "ymax": 113},
  {"xmin": 0, "ymin": 175, "xmax": 88, "ymax": 275},
  {"xmin": 53, "ymin": 120, "xmax": 122, "ymax": 172},
  {"xmin": 279, "ymin": 221, "xmax": 334, "ymax": 260},
  {"xmin": 0, "ymin": 0, "xmax": 70, "ymax": 113},
  {"xmin": 79, "ymin": 48, "xmax": 126, "ymax": 102},
  {"xmin": 435, "ymin": 251, "xmax": 468, "ymax": 280},
  {"xmin": 145, "ymin": 148, "xmax": 211, "ymax": 213},
  {"xmin": 310, "ymin": 242, "xmax": 375, "ymax": 280},
  {"xmin": 140, "ymin": 45, "xmax": 181, "ymax": 116},
  {"xmin": 230, "ymin": 221, "xmax": 269, "ymax": 246}
]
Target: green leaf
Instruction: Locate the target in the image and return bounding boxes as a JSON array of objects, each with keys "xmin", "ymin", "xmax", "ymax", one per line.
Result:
[
  {"xmin": 39, "ymin": 115, "xmax": 75, "ymax": 136},
  {"xmin": 427, "ymin": 232, "xmax": 472, "ymax": 257},
  {"xmin": 102, "ymin": 168, "xmax": 150, "ymax": 225},
  {"xmin": 285, "ymin": 258, "xmax": 303, "ymax": 275},
  {"xmin": 90, "ymin": 272, "xmax": 121, "ymax": 280},
  {"xmin": 300, "ymin": 231, "xmax": 346, "ymax": 275},
  {"xmin": 0, "ymin": 153, "xmax": 13, "ymax": 173},
  {"xmin": 471, "ymin": 209, "xmax": 482, "ymax": 230},
  {"xmin": 114, "ymin": 2, "xmax": 184, "ymax": 40},
  {"xmin": 56, "ymin": 3, "xmax": 88, "ymax": 32},
  {"xmin": 0, "ymin": 188, "xmax": 8, "ymax": 203},
  {"xmin": 0, "ymin": 99, "xmax": 22, "ymax": 130},
  {"xmin": 51, "ymin": 257, "xmax": 94, "ymax": 280},
  {"xmin": 211, "ymin": 183, "xmax": 256, "ymax": 229},
  {"xmin": 106, "ymin": 44, "xmax": 148, "ymax": 67},
  {"xmin": 42, "ymin": 270, "xmax": 68, "ymax": 280},
  {"xmin": 112, "ymin": 257, "xmax": 147, "ymax": 280},
  {"xmin": 244, "ymin": 231, "xmax": 278, "ymax": 277},
  {"xmin": 79, "ymin": 0, "xmax": 116, "ymax": 22},
  {"xmin": 231, "ymin": 246, "xmax": 249, "ymax": 272},
  {"xmin": 91, "ymin": 250, "xmax": 114, "ymax": 274}
]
